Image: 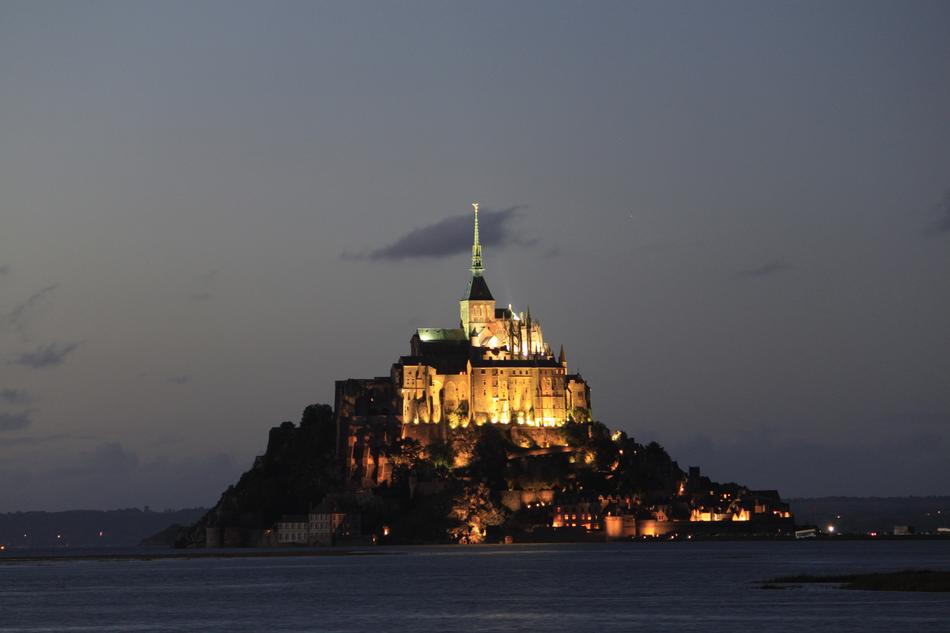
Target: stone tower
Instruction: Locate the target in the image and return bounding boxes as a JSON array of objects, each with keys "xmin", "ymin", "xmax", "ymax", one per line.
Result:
[{"xmin": 460, "ymin": 203, "xmax": 496, "ymax": 338}]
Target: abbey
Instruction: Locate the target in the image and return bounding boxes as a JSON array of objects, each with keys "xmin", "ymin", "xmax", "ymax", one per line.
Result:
[
  {"xmin": 188, "ymin": 204, "xmax": 795, "ymax": 546},
  {"xmin": 336, "ymin": 204, "xmax": 591, "ymax": 484}
]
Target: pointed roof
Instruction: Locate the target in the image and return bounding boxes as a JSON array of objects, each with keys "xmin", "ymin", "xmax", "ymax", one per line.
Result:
[
  {"xmin": 461, "ymin": 201, "xmax": 493, "ymax": 300},
  {"xmin": 470, "ymin": 202, "xmax": 484, "ymax": 276},
  {"xmin": 462, "ymin": 274, "xmax": 494, "ymax": 301}
]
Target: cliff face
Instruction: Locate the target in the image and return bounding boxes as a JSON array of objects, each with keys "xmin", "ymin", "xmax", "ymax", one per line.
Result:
[{"xmin": 177, "ymin": 404, "xmax": 338, "ymax": 547}]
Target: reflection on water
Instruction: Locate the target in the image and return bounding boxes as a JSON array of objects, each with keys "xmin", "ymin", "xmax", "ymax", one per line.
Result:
[{"xmin": 2, "ymin": 541, "xmax": 949, "ymax": 632}]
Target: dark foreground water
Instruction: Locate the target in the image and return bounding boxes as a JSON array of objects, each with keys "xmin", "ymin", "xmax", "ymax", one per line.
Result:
[{"xmin": 2, "ymin": 541, "xmax": 949, "ymax": 632}]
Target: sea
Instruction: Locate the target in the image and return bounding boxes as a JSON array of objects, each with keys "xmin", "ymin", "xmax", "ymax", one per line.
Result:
[{"xmin": 1, "ymin": 540, "xmax": 949, "ymax": 632}]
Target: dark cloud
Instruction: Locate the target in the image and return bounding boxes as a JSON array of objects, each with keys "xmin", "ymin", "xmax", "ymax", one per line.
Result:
[
  {"xmin": 12, "ymin": 342, "xmax": 79, "ymax": 368},
  {"xmin": 345, "ymin": 205, "xmax": 535, "ymax": 261},
  {"xmin": 0, "ymin": 411, "xmax": 31, "ymax": 432},
  {"xmin": 167, "ymin": 375, "xmax": 191, "ymax": 385},
  {"xmin": 735, "ymin": 259, "xmax": 793, "ymax": 279},
  {"xmin": 4, "ymin": 283, "xmax": 59, "ymax": 334},
  {"xmin": 0, "ymin": 388, "xmax": 31, "ymax": 405},
  {"xmin": 924, "ymin": 190, "xmax": 950, "ymax": 236},
  {"xmin": 541, "ymin": 246, "xmax": 563, "ymax": 259}
]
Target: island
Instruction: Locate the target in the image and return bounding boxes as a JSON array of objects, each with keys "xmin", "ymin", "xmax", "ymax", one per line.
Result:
[{"xmin": 179, "ymin": 204, "xmax": 794, "ymax": 547}]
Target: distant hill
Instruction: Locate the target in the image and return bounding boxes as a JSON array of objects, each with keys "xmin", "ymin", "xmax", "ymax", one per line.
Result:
[
  {"xmin": 0, "ymin": 508, "xmax": 207, "ymax": 550},
  {"xmin": 789, "ymin": 497, "xmax": 950, "ymax": 534}
]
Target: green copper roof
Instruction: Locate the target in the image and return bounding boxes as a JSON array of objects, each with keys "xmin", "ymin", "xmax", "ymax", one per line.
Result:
[{"xmin": 416, "ymin": 328, "xmax": 467, "ymax": 342}]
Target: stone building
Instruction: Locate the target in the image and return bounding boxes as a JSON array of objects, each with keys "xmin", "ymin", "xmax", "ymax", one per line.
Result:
[
  {"xmin": 309, "ymin": 512, "xmax": 361, "ymax": 546},
  {"xmin": 336, "ymin": 204, "xmax": 592, "ymax": 485},
  {"xmin": 276, "ymin": 515, "xmax": 309, "ymax": 545}
]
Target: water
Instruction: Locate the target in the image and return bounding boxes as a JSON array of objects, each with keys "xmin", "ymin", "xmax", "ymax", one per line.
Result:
[{"xmin": 2, "ymin": 541, "xmax": 949, "ymax": 632}]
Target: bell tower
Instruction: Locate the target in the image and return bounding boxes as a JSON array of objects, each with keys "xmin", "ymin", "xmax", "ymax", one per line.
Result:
[{"xmin": 460, "ymin": 202, "xmax": 496, "ymax": 338}]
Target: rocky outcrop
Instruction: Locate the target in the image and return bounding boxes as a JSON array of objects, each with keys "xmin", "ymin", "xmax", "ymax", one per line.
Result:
[{"xmin": 176, "ymin": 404, "xmax": 338, "ymax": 547}]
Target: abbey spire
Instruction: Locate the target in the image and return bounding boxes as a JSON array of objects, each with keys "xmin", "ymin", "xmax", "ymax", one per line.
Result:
[
  {"xmin": 470, "ymin": 202, "xmax": 484, "ymax": 276},
  {"xmin": 461, "ymin": 202, "xmax": 495, "ymax": 335}
]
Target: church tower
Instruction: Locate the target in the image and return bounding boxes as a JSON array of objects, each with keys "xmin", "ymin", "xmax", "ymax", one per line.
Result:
[{"xmin": 460, "ymin": 203, "xmax": 496, "ymax": 339}]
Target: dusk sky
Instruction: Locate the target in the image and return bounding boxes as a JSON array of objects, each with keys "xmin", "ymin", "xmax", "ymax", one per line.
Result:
[{"xmin": 1, "ymin": 1, "xmax": 949, "ymax": 511}]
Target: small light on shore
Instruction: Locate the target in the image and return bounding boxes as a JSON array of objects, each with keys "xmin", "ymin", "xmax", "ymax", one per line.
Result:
[{"xmin": 827, "ymin": 525, "xmax": 835, "ymax": 534}]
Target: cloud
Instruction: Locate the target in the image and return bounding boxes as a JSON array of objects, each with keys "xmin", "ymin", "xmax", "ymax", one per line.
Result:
[
  {"xmin": 4, "ymin": 283, "xmax": 59, "ymax": 335},
  {"xmin": 924, "ymin": 190, "xmax": 950, "ymax": 236},
  {"xmin": 541, "ymin": 246, "xmax": 563, "ymax": 259},
  {"xmin": 734, "ymin": 259, "xmax": 793, "ymax": 279},
  {"xmin": 0, "ymin": 411, "xmax": 31, "ymax": 432},
  {"xmin": 344, "ymin": 205, "xmax": 535, "ymax": 261},
  {"xmin": 12, "ymin": 342, "xmax": 79, "ymax": 368},
  {"xmin": 0, "ymin": 265, "xmax": 9, "ymax": 277},
  {"xmin": 167, "ymin": 375, "xmax": 191, "ymax": 385},
  {"xmin": 0, "ymin": 388, "xmax": 31, "ymax": 405}
]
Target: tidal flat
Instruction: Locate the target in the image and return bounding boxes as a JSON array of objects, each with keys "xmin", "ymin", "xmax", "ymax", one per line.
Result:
[
  {"xmin": 766, "ymin": 569, "xmax": 950, "ymax": 592},
  {"xmin": 1, "ymin": 541, "xmax": 949, "ymax": 632}
]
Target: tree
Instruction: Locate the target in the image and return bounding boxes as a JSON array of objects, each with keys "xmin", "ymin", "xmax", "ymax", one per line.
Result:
[
  {"xmin": 448, "ymin": 483, "xmax": 506, "ymax": 544},
  {"xmin": 426, "ymin": 441, "xmax": 455, "ymax": 474},
  {"xmin": 470, "ymin": 426, "xmax": 511, "ymax": 489},
  {"xmin": 390, "ymin": 438, "xmax": 424, "ymax": 473}
]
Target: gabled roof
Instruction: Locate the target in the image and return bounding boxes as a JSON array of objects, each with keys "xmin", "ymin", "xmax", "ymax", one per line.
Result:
[{"xmin": 462, "ymin": 274, "xmax": 494, "ymax": 301}]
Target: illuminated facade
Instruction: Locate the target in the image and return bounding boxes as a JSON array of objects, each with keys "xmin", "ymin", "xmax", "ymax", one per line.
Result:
[
  {"xmin": 336, "ymin": 203, "xmax": 591, "ymax": 483},
  {"xmin": 396, "ymin": 203, "xmax": 591, "ymax": 445}
]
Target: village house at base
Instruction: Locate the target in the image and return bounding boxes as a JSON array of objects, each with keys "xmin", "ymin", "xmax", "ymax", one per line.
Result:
[{"xmin": 336, "ymin": 203, "xmax": 591, "ymax": 487}]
